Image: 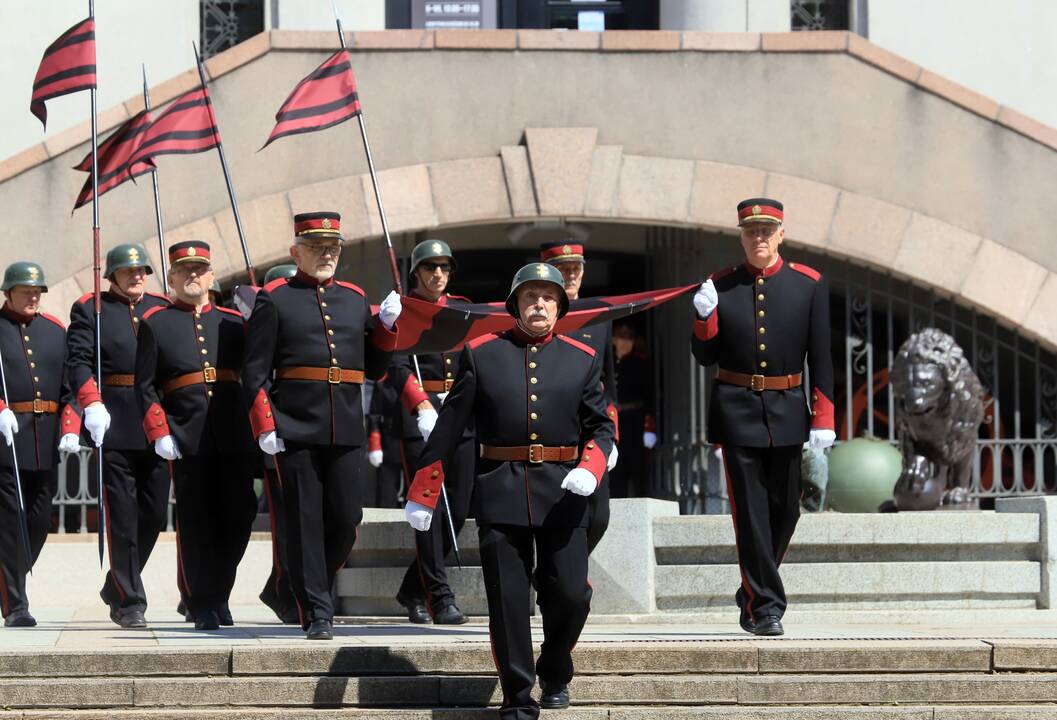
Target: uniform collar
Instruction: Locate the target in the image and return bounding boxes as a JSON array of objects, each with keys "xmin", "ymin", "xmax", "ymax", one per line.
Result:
[
  {"xmin": 294, "ymin": 269, "xmax": 335, "ymax": 288},
  {"xmin": 511, "ymin": 321, "xmax": 554, "ymax": 346},
  {"xmin": 1, "ymin": 304, "xmax": 35, "ymax": 324},
  {"xmin": 743, "ymin": 254, "xmax": 784, "ymax": 278},
  {"xmin": 105, "ymin": 287, "xmax": 146, "ymax": 306},
  {"xmin": 411, "ymin": 289, "xmax": 448, "ymax": 306},
  {"xmin": 171, "ymin": 299, "xmax": 212, "ymax": 314}
]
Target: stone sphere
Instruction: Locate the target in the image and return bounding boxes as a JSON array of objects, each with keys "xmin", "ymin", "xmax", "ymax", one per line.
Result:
[{"xmin": 825, "ymin": 437, "xmax": 901, "ymax": 512}]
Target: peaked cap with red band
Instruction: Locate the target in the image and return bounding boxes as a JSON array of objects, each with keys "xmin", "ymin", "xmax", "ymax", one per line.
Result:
[
  {"xmin": 737, "ymin": 197, "xmax": 784, "ymax": 226},
  {"xmin": 294, "ymin": 211, "xmax": 343, "ymax": 241},
  {"xmin": 540, "ymin": 240, "xmax": 585, "ymax": 265},
  {"xmin": 168, "ymin": 240, "xmax": 211, "ymax": 265}
]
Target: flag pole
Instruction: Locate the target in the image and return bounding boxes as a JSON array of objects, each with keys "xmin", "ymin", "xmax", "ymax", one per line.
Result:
[
  {"xmin": 141, "ymin": 66, "xmax": 168, "ymax": 281},
  {"xmin": 89, "ymin": 0, "xmax": 106, "ymax": 567},
  {"xmin": 191, "ymin": 43, "xmax": 258, "ymax": 287}
]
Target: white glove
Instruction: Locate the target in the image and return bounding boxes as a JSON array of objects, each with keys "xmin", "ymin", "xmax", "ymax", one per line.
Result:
[
  {"xmin": 693, "ymin": 279, "xmax": 718, "ymax": 319},
  {"xmin": 379, "ymin": 290, "xmax": 402, "ymax": 331},
  {"xmin": 561, "ymin": 467, "xmax": 598, "ymax": 497},
  {"xmin": 154, "ymin": 435, "xmax": 182, "ymax": 460},
  {"xmin": 606, "ymin": 444, "xmax": 619, "ymax": 471},
  {"xmin": 258, "ymin": 430, "xmax": 286, "ymax": 456},
  {"xmin": 405, "ymin": 500, "xmax": 433, "ymax": 531},
  {"xmin": 368, "ymin": 449, "xmax": 384, "ymax": 467},
  {"xmin": 58, "ymin": 433, "xmax": 81, "ymax": 454},
  {"xmin": 643, "ymin": 431, "xmax": 658, "ymax": 449},
  {"xmin": 83, "ymin": 403, "xmax": 111, "ymax": 447},
  {"xmin": 416, "ymin": 408, "xmax": 438, "ymax": 442},
  {"xmin": 809, "ymin": 429, "xmax": 836, "ymax": 451},
  {"xmin": 436, "ymin": 392, "xmax": 449, "ymax": 405},
  {"xmin": 0, "ymin": 408, "xmax": 17, "ymax": 447}
]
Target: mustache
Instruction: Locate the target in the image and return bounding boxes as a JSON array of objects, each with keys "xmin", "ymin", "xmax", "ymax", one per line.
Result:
[{"xmin": 527, "ymin": 308, "xmax": 548, "ymax": 319}]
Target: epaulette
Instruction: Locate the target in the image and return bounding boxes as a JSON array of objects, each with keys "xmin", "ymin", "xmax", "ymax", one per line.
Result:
[
  {"xmin": 215, "ymin": 306, "xmax": 243, "ymax": 319},
  {"xmin": 468, "ymin": 333, "xmax": 500, "ymax": 350},
  {"xmin": 708, "ymin": 264, "xmax": 739, "ymax": 282},
  {"xmin": 557, "ymin": 334, "xmax": 596, "ymax": 357},
  {"xmin": 447, "ymin": 293, "xmax": 472, "ymax": 303},
  {"xmin": 145, "ymin": 291, "xmax": 170, "ymax": 303},
  {"xmin": 39, "ymin": 312, "xmax": 65, "ymax": 330},
  {"xmin": 263, "ymin": 278, "xmax": 288, "ymax": 293},
  {"xmin": 335, "ymin": 280, "xmax": 365, "ymax": 297},
  {"xmin": 788, "ymin": 262, "xmax": 822, "ymax": 282},
  {"xmin": 76, "ymin": 292, "xmax": 93, "ymax": 306},
  {"xmin": 142, "ymin": 305, "xmax": 167, "ymax": 321}
]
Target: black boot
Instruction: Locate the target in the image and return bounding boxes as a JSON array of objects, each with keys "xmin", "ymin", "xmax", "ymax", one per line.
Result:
[
  {"xmin": 307, "ymin": 618, "xmax": 334, "ymax": 640},
  {"xmin": 539, "ymin": 680, "xmax": 570, "ymax": 710}
]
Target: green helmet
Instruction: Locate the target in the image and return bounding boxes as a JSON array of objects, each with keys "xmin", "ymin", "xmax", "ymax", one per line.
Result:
[
  {"xmin": 209, "ymin": 279, "xmax": 222, "ymax": 295},
  {"xmin": 505, "ymin": 262, "xmax": 569, "ymax": 319},
  {"xmin": 1, "ymin": 261, "xmax": 48, "ymax": 293},
  {"xmin": 263, "ymin": 264, "xmax": 298, "ymax": 284},
  {"xmin": 409, "ymin": 239, "xmax": 456, "ymax": 276},
  {"xmin": 104, "ymin": 244, "xmax": 153, "ymax": 278}
]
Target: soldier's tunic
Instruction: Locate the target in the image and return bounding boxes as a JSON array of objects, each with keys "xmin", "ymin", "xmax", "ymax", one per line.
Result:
[
  {"xmin": 0, "ymin": 306, "xmax": 80, "ymax": 618},
  {"xmin": 134, "ymin": 300, "xmax": 257, "ymax": 617},
  {"xmin": 242, "ymin": 271, "xmax": 397, "ymax": 627},
  {"xmin": 691, "ymin": 255, "xmax": 834, "ymax": 622},
  {"xmin": 610, "ymin": 348, "xmax": 656, "ymax": 498},
  {"xmin": 365, "ymin": 378, "xmax": 403, "ymax": 508},
  {"xmin": 67, "ymin": 290, "xmax": 171, "ymax": 615},
  {"xmin": 407, "ymin": 326, "xmax": 614, "ymax": 720},
  {"xmin": 390, "ymin": 291, "xmax": 475, "ymax": 615}
]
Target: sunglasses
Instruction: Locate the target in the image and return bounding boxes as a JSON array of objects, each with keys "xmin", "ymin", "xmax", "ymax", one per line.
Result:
[{"xmin": 420, "ymin": 262, "xmax": 452, "ymax": 273}]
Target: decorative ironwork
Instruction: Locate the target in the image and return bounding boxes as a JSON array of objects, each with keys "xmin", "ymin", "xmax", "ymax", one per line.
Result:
[
  {"xmin": 200, "ymin": 1, "xmax": 264, "ymax": 59},
  {"xmin": 791, "ymin": 0, "xmax": 850, "ymax": 31}
]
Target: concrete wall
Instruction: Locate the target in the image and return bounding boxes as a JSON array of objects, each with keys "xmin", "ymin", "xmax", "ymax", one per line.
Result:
[{"xmin": 275, "ymin": 0, "xmax": 386, "ymax": 31}]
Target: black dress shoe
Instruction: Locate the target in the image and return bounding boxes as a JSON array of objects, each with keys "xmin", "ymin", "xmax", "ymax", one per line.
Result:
[
  {"xmin": 218, "ymin": 607, "xmax": 234, "ymax": 627},
  {"xmin": 194, "ymin": 610, "xmax": 220, "ymax": 631},
  {"xmin": 119, "ymin": 610, "xmax": 147, "ymax": 629},
  {"xmin": 177, "ymin": 600, "xmax": 194, "ymax": 622},
  {"xmin": 396, "ymin": 593, "xmax": 431, "ymax": 624},
  {"xmin": 260, "ymin": 589, "xmax": 301, "ymax": 624},
  {"xmin": 432, "ymin": 603, "xmax": 468, "ymax": 625},
  {"xmin": 739, "ymin": 613, "xmax": 756, "ymax": 634},
  {"xmin": 752, "ymin": 615, "xmax": 784, "ymax": 636},
  {"xmin": 539, "ymin": 680, "xmax": 570, "ymax": 710},
  {"xmin": 4, "ymin": 611, "xmax": 36, "ymax": 628},
  {"xmin": 306, "ymin": 618, "xmax": 334, "ymax": 640}
]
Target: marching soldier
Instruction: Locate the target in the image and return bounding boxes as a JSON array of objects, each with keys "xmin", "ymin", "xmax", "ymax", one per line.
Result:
[
  {"xmin": 67, "ymin": 244, "xmax": 170, "ymax": 628},
  {"xmin": 610, "ymin": 321, "xmax": 658, "ymax": 498},
  {"xmin": 691, "ymin": 198, "xmax": 835, "ymax": 636},
  {"xmin": 539, "ymin": 241, "xmax": 618, "ymax": 553},
  {"xmin": 405, "ymin": 263, "xmax": 614, "ymax": 717},
  {"xmin": 391, "ymin": 239, "xmax": 473, "ymax": 625},
  {"xmin": 364, "ymin": 378, "xmax": 403, "ymax": 508},
  {"xmin": 0, "ymin": 262, "xmax": 80, "ymax": 627},
  {"xmin": 242, "ymin": 211, "xmax": 402, "ymax": 640},
  {"xmin": 134, "ymin": 241, "xmax": 258, "ymax": 631}
]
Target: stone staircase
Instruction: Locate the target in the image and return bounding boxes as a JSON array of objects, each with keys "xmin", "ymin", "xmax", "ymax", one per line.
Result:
[{"xmin": 3, "ymin": 640, "xmax": 1057, "ymax": 718}]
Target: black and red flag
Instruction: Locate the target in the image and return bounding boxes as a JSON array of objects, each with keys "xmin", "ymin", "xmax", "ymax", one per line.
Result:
[
  {"xmin": 71, "ymin": 110, "xmax": 155, "ymax": 211},
  {"xmin": 30, "ymin": 17, "xmax": 97, "ymax": 128},
  {"xmin": 261, "ymin": 49, "xmax": 361, "ymax": 149},
  {"xmin": 127, "ymin": 87, "xmax": 220, "ymax": 168}
]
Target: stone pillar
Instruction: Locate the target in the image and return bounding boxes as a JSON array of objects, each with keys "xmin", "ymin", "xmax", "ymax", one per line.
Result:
[
  {"xmin": 997, "ymin": 496, "xmax": 1057, "ymax": 609},
  {"xmin": 588, "ymin": 498, "xmax": 680, "ymax": 614},
  {"xmin": 660, "ymin": 0, "xmax": 790, "ymax": 32}
]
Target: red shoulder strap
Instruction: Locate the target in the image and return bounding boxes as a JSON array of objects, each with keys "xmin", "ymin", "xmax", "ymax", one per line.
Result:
[
  {"xmin": 557, "ymin": 334, "xmax": 597, "ymax": 357},
  {"xmin": 468, "ymin": 333, "xmax": 499, "ymax": 349},
  {"xmin": 336, "ymin": 280, "xmax": 366, "ymax": 297},
  {"xmin": 788, "ymin": 262, "xmax": 822, "ymax": 282},
  {"xmin": 142, "ymin": 305, "xmax": 167, "ymax": 321},
  {"xmin": 39, "ymin": 312, "xmax": 65, "ymax": 330}
]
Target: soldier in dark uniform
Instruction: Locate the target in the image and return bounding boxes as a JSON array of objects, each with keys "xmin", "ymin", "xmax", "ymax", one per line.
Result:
[
  {"xmin": 539, "ymin": 241, "xmax": 618, "ymax": 553},
  {"xmin": 365, "ymin": 378, "xmax": 402, "ymax": 508},
  {"xmin": 0, "ymin": 262, "xmax": 81, "ymax": 627},
  {"xmin": 255, "ymin": 263, "xmax": 300, "ymax": 625},
  {"xmin": 610, "ymin": 321, "xmax": 657, "ymax": 498},
  {"xmin": 66, "ymin": 244, "xmax": 171, "ymax": 628},
  {"xmin": 134, "ymin": 241, "xmax": 258, "ymax": 631},
  {"xmin": 405, "ymin": 263, "xmax": 614, "ymax": 718},
  {"xmin": 391, "ymin": 239, "xmax": 473, "ymax": 625},
  {"xmin": 242, "ymin": 211, "xmax": 402, "ymax": 640},
  {"xmin": 691, "ymin": 198, "xmax": 835, "ymax": 637}
]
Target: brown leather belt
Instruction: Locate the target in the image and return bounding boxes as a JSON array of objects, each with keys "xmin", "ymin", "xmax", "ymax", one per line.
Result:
[
  {"xmin": 480, "ymin": 444, "xmax": 579, "ymax": 464},
  {"xmin": 275, "ymin": 366, "xmax": 365, "ymax": 385},
  {"xmin": 161, "ymin": 368, "xmax": 239, "ymax": 394},
  {"xmin": 421, "ymin": 379, "xmax": 454, "ymax": 393},
  {"xmin": 715, "ymin": 368, "xmax": 802, "ymax": 392},
  {"xmin": 8, "ymin": 400, "xmax": 58, "ymax": 414},
  {"xmin": 102, "ymin": 373, "xmax": 135, "ymax": 387}
]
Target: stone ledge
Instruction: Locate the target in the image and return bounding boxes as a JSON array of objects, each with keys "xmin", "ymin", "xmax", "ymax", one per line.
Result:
[
  {"xmin": 351, "ymin": 30, "xmax": 434, "ymax": 49},
  {"xmin": 601, "ymin": 31, "xmax": 681, "ymax": 52},
  {"xmin": 682, "ymin": 32, "xmax": 761, "ymax": 52},
  {"xmin": 917, "ymin": 69, "xmax": 1001, "ymax": 121},
  {"xmin": 847, "ymin": 33, "xmax": 921, "ymax": 84},
  {"xmin": 997, "ymin": 105, "xmax": 1057, "ymax": 152},
  {"xmin": 762, "ymin": 31, "xmax": 850, "ymax": 52},
  {"xmin": 434, "ymin": 29, "xmax": 517, "ymax": 50},
  {"xmin": 517, "ymin": 29, "xmax": 599, "ymax": 50}
]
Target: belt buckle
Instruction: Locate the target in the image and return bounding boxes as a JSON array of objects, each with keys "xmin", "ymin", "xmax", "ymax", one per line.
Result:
[
  {"xmin": 203, "ymin": 367, "xmax": 217, "ymax": 384},
  {"xmin": 750, "ymin": 374, "xmax": 765, "ymax": 392},
  {"xmin": 32, "ymin": 399, "xmax": 43, "ymax": 414},
  {"xmin": 444, "ymin": 378, "xmax": 454, "ymax": 392},
  {"xmin": 328, "ymin": 366, "xmax": 342, "ymax": 384},
  {"xmin": 528, "ymin": 443, "xmax": 544, "ymax": 464}
]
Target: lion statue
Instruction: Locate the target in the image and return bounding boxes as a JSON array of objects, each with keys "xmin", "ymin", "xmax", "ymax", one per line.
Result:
[{"xmin": 889, "ymin": 328, "xmax": 985, "ymax": 510}]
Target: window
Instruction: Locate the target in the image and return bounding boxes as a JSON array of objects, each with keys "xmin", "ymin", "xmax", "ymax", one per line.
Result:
[
  {"xmin": 200, "ymin": 0, "xmax": 265, "ymax": 59},
  {"xmin": 791, "ymin": 0, "xmax": 849, "ymax": 31}
]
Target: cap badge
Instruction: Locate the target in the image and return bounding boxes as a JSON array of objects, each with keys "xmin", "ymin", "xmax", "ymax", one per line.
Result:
[
  {"xmin": 536, "ymin": 264, "xmax": 548, "ymax": 277},
  {"xmin": 752, "ymin": 204, "xmax": 762, "ymax": 216},
  {"xmin": 432, "ymin": 242, "xmax": 443, "ymax": 254},
  {"xmin": 187, "ymin": 247, "xmax": 197, "ymax": 257},
  {"xmin": 28, "ymin": 267, "xmax": 39, "ymax": 280},
  {"xmin": 321, "ymin": 218, "xmax": 332, "ymax": 230},
  {"xmin": 562, "ymin": 244, "xmax": 572, "ymax": 255},
  {"xmin": 128, "ymin": 250, "xmax": 140, "ymax": 262}
]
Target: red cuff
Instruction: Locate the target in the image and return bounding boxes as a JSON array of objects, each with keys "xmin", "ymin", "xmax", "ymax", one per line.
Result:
[
  {"xmin": 368, "ymin": 429, "xmax": 382, "ymax": 453},
  {"xmin": 606, "ymin": 403, "xmax": 620, "ymax": 443},
  {"xmin": 60, "ymin": 404, "xmax": 81, "ymax": 436},
  {"xmin": 400, "ymin": 375, "xmax": 429, "ymax": 412},
  {"xmin": 407, "ymin": 459, "xmax": 443, "ymax": 510},
  {"xmin": 576, "ymin": 439, "xmax": 606, "ymax": 486},
  {"xmin": 76, "ymin": 377, "xmax": 102, "ymax": 407},
  {"xmin": 370, "ymin": 321, "xmax": 398, "ymax": 352},
  {"xmin": 644, "ymin": 414, "xmax": 656, "ymax": 433},
  {"xmin": 249, "ymin": 389, "xmax": 276, "ymax": 438},
  {"xmin": 810, "ymin": 387, "xmax": 835, "ymax": 430},
  {"xmin": 0, "ymin": 398, "xmax": 7, "ymax": 412},
  {"xmin": 693, "ymin": 312, "xmax": 719, "ymax": 341},
  {"xmin": 142, "ymin": 402, "xmax": 171, "ymax": 442}
]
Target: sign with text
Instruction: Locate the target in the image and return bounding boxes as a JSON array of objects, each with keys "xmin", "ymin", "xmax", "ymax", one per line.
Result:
[{"xmin": 412, "ymin": 1, "xmax": 498, "ymax": 29}]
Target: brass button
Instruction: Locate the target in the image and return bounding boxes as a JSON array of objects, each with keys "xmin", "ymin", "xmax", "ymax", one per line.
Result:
[
  {"xmin": 207, "ymin": 390, "xmax": 214, "ymax": 398},
  {"xmin": 318, "ymin": 287, "xmax": 325, "ymax": 294},
  {"xmin": 26, "ymin": 349, "xmax": 32, "ymax": 356},
  {"xmin": 265, "ymin": 411, "xmax": 272, "ymax": 418},
  {"xmin": 153, "ymin": 409, "xmax": 161, "ymax": 415},
  {"xmin": 757, "ymin": 293, "xmax": 765, "ymax": 301},
  {"xmin": 530, "ymin": 433, "xmax": 538, "ymax": 440},
  {"xmin": 196, "ymin": 324, "xmax": 203, "ymax": 330},
  {"xmin": 431, "ymin": 470, "xmax": 439, "ymax": 478},
  {"xmin": 330, "ymin": 343, "xmax": 336, "ymax": 349},
  {"xmin": 331, "ymin": 358, "xmax": 339, "ymax": 365},
  {"xmin": 531, "ymin": 412, "xmax": 538, "ymax": 420},
  {"xmin": 758, "ymin": 310, "xmax": 765, "ymax": 317},
  {"xmin": 324, "ymin": 315, "xmax": 331, "ymax": 321},
  {"xmin": 760, "ymin": 361, "xmax": 768, "ymax": 368},
  {"xmin": 530, "ymin": 394, "xmax": 537, "ymax": 402},
  {"xmin": 422, "ymin": 489, "xmax": 431, "ymax": 497},
  {"xmin": 320, "ymin": 301, "xmax": 327, "ymax": 308},
  {"xmin": 204, "ymin": 361, "xmax": 211, "ymax": 368},
  {"xmin": 262, "ymin": 399, "xmax": 268, "ymax": 405},
  {"xmin": 529, "ymin": 362, "xmax": 536, "ymax": 369},
  {"xmin": 587, "ymin": 442, "xmax": 595, "ymax": 449},
  {"xmin": 530, "ymin": 377, "xmax": 538, "ymax": 384},
  {"xmin": 35, "ymin": 391, "xmax": 41, "ymax": 398},
  {"xmin": 446, "ymin": 372, "xmax": 453, "ymax": 378},
  {"xmin": 64, "ymin": 419, "xmax": 70, "ymax": 425},
  {"xmin": 198, "ymin": 336, "xmax": 205, "ymax": 342},
  {"xmin": 759, "ymin": 343, "xmax": 766, "ymax": 351},
  {"xmin": 33, "ymin": 376, "xmax": 39, "ymax": 382},
  {"xmin": 327, "ymin": 329, "xmax": 334, "ymax": 336},
  {"xmin": 133, "ymin": 317, "xmax": 140, "ymax": 323},
  {"xmin": 584, "ymin": 454, "xmax": 590, "ymax": 461},
  {"xmin": 200, "ymin": 349, "xmax": 208, "ymax": 355},
  {"xmin": 29, "ymin": 362, "xmax": 35, "ymax": 369},
  {"xmin": 194, "ymin": 312, "xmax": 201, "ymax": 318},
  {"xmin": 445, "ymin": 358, "xmax": 452, "ymax": 365},
  {"xmin": 530, "ymin": 346, "xmax": 538, "ymax": 353},
  {"xmin": 22, "ymin": 335, "xmax": 29, "ymax": 342},
  {"xmin": 757, "ymin": 278, "xmax": 764, "ymax": 286},
  {"xmin": 758, "ymin": 327, "xmax": 766, "ymax": 334}
]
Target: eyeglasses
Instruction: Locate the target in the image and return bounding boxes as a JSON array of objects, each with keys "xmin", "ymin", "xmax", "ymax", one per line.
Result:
[
  {"xmin": 301, "ymin": 244, "xmax": 342, "ymax": 257},
  {"xmin": 171, "ymin": 263, "xmax": 213, "ymax": 276},
  {"xmin": 420, "ymin": 262, "xmax": 452, "ymax": 273}
]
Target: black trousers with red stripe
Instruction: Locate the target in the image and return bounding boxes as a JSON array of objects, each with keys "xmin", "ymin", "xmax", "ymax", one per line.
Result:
[
  {"xmin": 259, "ymin": 466, "xmax": 297, "ymax": 621},
  {"xmin": 397, "ymin": 436, "xmax": 475, "ymax": 614},
  {"xmin": 99, "ymin": 449, "xmax": 171, "ymax": 614},
  {"xmin": 480, "ymin": 523, "xmax": 591, "ymax": 720},
  {"xmin": 172, "ymin": 454, "xmax": 257, "ymax": 616},
  {"xmin": 0, "ymin": 467, "xmax": 53, "ymax": 618},
  {"xmin": 275, "ymin": 442, "xmax": 364, "ymax": 626},
  {"xmin": 586, "ymin": 470, "xmax": 610, "ymax": 554},
  {"xmin": 722, "ymin": 444, "xmax": 802, "ymax": 622}
]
